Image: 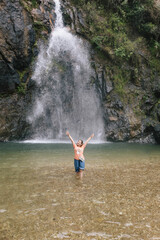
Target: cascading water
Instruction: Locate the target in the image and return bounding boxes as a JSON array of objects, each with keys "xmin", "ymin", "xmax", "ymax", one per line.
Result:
[{"xmin": 28, "ymin": 0, "xmax": 105, "ymax": 141}]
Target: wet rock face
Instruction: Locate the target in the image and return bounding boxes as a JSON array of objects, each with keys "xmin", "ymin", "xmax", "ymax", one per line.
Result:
[
  {"xmin": 91, "ymin": 60, "xmax": 160, "ymax": 143},
  {"xmin": 61, "ymin": 0, "xmax": 87, "ymax": 34},
  {"xmin": 0, "ymin": 60, "xmax": 20, "ymax": 92},
  {"xmin": 0, "ymin": 0, "xmax": 35, "ymax": 92},
  {"xmin": 30, "ymin": 0, "xmax": 56, "ymax": 30},
  {"xmin": 0, "ymin": 93, "xmax": 31, "ymax": 141}
]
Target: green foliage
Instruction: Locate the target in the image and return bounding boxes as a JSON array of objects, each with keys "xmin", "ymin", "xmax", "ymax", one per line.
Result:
[
  {"xmin": 114, "ymin": 47, "xmax": 126, "ymax": 58},
  {"xmin": 34, "ymin": 21, "xmax": 46, "ymax": 31},
  {"xmin": 141, "ymin": 22, "xmax": 157, "ymax": 35},
  {"xmin": 149, "ymin": 57, "xmax": 160, "ymax": 73},
  {"xmin": 18, "ymin": 70, "xmax": 26, "ymax": 82},
  {"xmin": 78, "ymin": 0, "xmax": 160, "ymax": 71},
  {"xmin": 71, "ymin": 0, "xmax": 124, "ymax": 9},
  {"xmin": 80, "ymin": 2, "xmax": 143, "ymax": 63},
  {"xmin": 112, "ymin": 68, "xmax": 130, "ymax": 97},
  {"xmin": 149, "ymin": 40, "xmax": 160, "ymax": 58},
  {"xmin": 20, "ymin": 0, "xmax": 38, "ymax": 12},
  {"xmin": 17, "ymin": 69, "xmax": 29, "ymax": 95},
  {"xmin": 33, "ymin": 21, "xmax": 48, "ymax": 39},
  {"xmin": 133, "ymin": 104, "xmax": 144, "ymax": 117},
  {"xmin": 17, "ymin": 83, "xmax": 26, "ymax": 95},
  {"xmin": 70, "ymin": 0, "xmax": 85, "ymax": 6},
  {"xmin": 110, "ymin": 13, "xmax": 125, "ymax": 32},
  {"xmin": 125, "ymin": 4, "xmax": 146, "ymax": 24},
  {"xmin": 122, "ymin": 0, "xmax": 159, "ymax": 40},
  {"xmin": 91, "ymin": 36, "xmax": 105, "ymax": 48},
  {"xmin": 93, "ymin": 0, "xmax": 124, "ymax": 10},
  {"xmin": 31, "ymin": 0, "xmax": 38, "ymax": 8},
  {"xmin": 156, "ymin": 99, "xmax": 160, "ymax": 106},
  {"xmin": 114, "ymin": 37, "xmax": 135, "ymax": 60}
]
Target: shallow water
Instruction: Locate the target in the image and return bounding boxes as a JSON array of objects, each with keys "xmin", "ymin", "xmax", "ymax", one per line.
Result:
[{"xmin": 0, "ymin": 142, "xmax": 160, "ymax": 240}]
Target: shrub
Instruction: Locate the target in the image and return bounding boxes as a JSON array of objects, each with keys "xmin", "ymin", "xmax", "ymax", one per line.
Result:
[{"xmin": 17, "ymin": 83, "xmax": 26, "ymax": 95}]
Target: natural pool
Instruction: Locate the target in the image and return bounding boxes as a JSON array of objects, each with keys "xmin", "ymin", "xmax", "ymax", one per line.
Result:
[{"xmin": 0, "ymin": 142, "xmax": 160, "ymax": 240}]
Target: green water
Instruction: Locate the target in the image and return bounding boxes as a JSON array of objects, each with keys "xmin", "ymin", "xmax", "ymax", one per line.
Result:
[{"xmin": 0, "ymin": 142, "xmax": 160, "ymax": 240}]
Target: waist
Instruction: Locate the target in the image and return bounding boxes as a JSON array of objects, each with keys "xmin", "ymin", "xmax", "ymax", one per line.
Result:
[
  {"xmin": 74, "ymin": 158, "xmax": 85, "ymax": 161},
  {"xmin": 74, "ymin": 153, "xmax": 84, "ymax": 158}
]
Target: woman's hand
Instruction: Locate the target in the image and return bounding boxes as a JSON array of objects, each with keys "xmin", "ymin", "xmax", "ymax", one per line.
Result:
[
  {"xmin": 66, "ymin": 131, "xmax": 70, "ymax": 136},
  {"xmin": 91, "ymin": 133, "xmax": 94, "ymax": 138}
]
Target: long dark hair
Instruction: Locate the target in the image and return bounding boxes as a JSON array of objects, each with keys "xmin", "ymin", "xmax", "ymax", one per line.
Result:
[{"xmin": 80, "ymin": 139, "xmax": 83, "ymax": 146}]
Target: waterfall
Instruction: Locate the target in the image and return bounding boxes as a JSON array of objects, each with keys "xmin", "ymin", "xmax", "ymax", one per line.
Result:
[{"xmin": 28, "ymin": 0, "xmax": 105, "ymax": 141}]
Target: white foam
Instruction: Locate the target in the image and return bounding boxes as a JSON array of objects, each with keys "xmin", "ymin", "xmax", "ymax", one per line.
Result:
[
  {"xmin": 125, "ymin": 222, "xmax": 133, "ymax": 227},
  {"xmin": 34, "ymin": 208, "xmax": 46, "ymax": 212},
  {"xmin": 70, "ymin": 231, "xmax": 83, "ymax": 234},
  {"xmin": 93, "ymin": 200, "xmax": 105, "ymax": 204},
  {"xmin": 117, "ymin": 234, "xmax": 131, "ymax": 239},
  {"xmin": 17, "ymin": 139, "xmax": 109, "ymax": 144},
  {"xmin": 0, "ymin": 209, "xmax": 7, "ymax": 213},
  {"xmin": 86, "ymin": 232, "xmax": 112, "ymax": 238},
  {"xmin": 106, "ymin": 220, "xmax": 121, "ymax": 225},
  {"xmin": 54, "ymin": 232, "xmax": 69, "ymax": 239},
  {"xmin": 20, "ymin": 139, "xmax": 70, "ymax": 144},
  {"xmin": 99, "ymin": 211, "xmax": 110, "ymax": 216}
]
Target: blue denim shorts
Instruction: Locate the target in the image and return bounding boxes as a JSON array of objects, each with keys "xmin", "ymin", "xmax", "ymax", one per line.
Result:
[{"xmin": 74, "ymin": 159, "xmax": 85, "ymax": 172}]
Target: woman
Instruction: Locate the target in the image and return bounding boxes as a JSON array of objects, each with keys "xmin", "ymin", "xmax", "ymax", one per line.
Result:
[{"xmin": 66, "ymin": 131, "xmax": 94, "ymax": 175}]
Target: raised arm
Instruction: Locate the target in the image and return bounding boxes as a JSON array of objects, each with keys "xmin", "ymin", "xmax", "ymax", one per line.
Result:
[
  {"xmin": 84, "ymin": 133, "xmax": 94, "ymax": 147},
  {"xmin": 66, "ymin": 131, "xmax": 76, "ymax": 147}
]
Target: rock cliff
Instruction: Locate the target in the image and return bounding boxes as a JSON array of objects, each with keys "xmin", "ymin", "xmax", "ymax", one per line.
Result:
[
  {"xmin": 0, "ymin": 0, "xmax": 160, "ymax": 143},
  {"xmin": 0, "ymin": 0, "xmax": 35, "ymax": 92}
]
